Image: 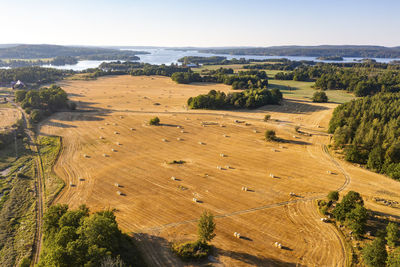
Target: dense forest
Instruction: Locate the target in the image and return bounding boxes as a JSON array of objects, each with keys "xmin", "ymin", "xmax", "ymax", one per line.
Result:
[
  {"xmin": 38, "ymin": 204, "xmax": 145, "ymax": 267},
  {"xmin": 200, "ymin": 45, "xmax": 400, "ymax": 58},
  {"xmin": 187, "ymin": 88, "xmax": 282, "ymax": 109},
  {"xmin": 0, "ymin": 67, "xmax": 70, "ymax": 87},
  {"xmin": 273, "ymin": 64, "xmax": 400, "ymax": 96},
  {"xmin": 329, "ymin": 93, "xmax": 400, "ymax": 179}
]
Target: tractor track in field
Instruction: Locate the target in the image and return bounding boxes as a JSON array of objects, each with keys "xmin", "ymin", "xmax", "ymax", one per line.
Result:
[{"xmin": 136, "ymin": 142, "xmax": 351, "ymax": 233}]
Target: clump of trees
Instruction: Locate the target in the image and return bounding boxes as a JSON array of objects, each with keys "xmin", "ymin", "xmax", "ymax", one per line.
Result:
[
  {"xmin": 38, "ymin": 204, "xmax": 145, "ymax": 267},
  {"xmin": 171, "ymin": 72, "xmax": 202, "ymax": 84},
  {"xmin": 187, "ymin": 88, "xmax": 282, "ymax": 110},
  {"xmin": 149, "ymin": 117, "xmax": 160, "ymax": 125},
  {"xmin": 172, "ymin": 211, "xmax": 215, "ymax": 261},
  {"xmin": 332, "ymin": 191, "xmax": 368, "ymax": 238},
  {"xmin": 15, "ymin": 85, "xmax": 73, "ymax": 123},
  {"xmin": 312, "ymin": 91, "xmax": 328, "ymax": 102},
  {"xmin": 329, "ymin": 93, "xmax": 400, "ymax": 179}
]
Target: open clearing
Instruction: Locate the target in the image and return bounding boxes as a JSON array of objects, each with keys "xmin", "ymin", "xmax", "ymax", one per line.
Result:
[
  {"xmin": 0, "ymin": 108, "xmax": 20, "ymax": 130},
  {"xmin": 39, "ymin": 76, "xmax": 400, "ymax": 266}
]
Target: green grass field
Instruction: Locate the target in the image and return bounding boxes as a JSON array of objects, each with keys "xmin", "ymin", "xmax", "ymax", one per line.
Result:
[
  {"xmin": 37, "ymin": 136, "xmax": 64, "ymax": 206},
  {"xmin": 269, "ymin": 79, "xmax": 355, "ymax": 104}
]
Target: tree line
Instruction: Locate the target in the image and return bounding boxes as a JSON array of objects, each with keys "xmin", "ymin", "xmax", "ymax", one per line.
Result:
[
  {"xmin": 0, "ymin": 67, "xmax": 70, "ymax": 87},
  {"xmin": 329, "ymin": 93, "xmax": 400, "ymax": 179},
  {"xmin": 172, "ymin": 69, "xmax": 269, "ymax": 90},
  {"xmin": 187, "ymin": 88, "xmax": 282, "ymax": 110}
]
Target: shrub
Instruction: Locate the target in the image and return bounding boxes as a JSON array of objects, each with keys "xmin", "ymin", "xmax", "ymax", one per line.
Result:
[
  {"xmin": 169, "ymin": 160, "xmax": 186, "ymax": 164},
  {"xmin": 149, "ymin": 117, "xmax": 160, "ymax": 125},
  {"xmin": 312, "ymin": 91, "xmax": 328, "ymax": 103},
  {"xmin": 265, "ymin": 130, "xmax": 276, "ymax": 141},
  {"xmin": 327, "ymin": 191, "xmax": 339, "ymax": 202},
  {"xmin": 172, "ymin": 240, "xmax": 211, "ymax": 261},
  {"xmin": 264, "ymin": 114, "xmax": 271, "ymax": 121},
  {"xmin": 386, "ymin": 222, "xmax": 399, "ymax": 248}
]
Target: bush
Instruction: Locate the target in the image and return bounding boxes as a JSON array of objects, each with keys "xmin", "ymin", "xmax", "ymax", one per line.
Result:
[
  {"xmin": 264, "ymin": 114, "xmax": 271, "ymax": 121},
  {"xmin": 265, "ymin": 130, "xmax": 276, "ymax": 141},
  {"xmin": 312, "ymin": 91, "xmax": 328, "ymax": 102},
  {"xmin": 327, "ymin": 191, "xmax": 339, "ymax": 201},
  {"xmin": 149, "ymin": 117, "xmax": 160, "ymax": 125},
  {"xmin": 362, "ymin": 237, "xmax": 387, "ymax": 267},
  {"xmin": 172, "ymin": 240, "xmax": 211, "ymax": 261}
]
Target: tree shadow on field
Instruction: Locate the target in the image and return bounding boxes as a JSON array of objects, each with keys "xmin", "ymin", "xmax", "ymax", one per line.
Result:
[
  {"xmin": 217, "ymin": 248, "xmax": 302, "ymax": 267},
  {"xmin": 229, "ymin": 98, "xmax": 330, "ymax": 116},
  {"xmin": 132, "ymin": 233, "xmax": 185, "ymax": 267}
]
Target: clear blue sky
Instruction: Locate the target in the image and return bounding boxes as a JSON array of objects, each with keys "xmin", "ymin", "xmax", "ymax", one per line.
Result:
[{"xmin": 1, "ymin": 0, "xmax": 399, "ymax": 47}]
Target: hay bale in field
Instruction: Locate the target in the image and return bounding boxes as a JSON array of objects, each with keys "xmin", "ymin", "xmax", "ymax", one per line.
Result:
[
  {"xmin": 114, "ymin": 131, "xmax": 119, "ymax": 134},
  {"xmin": 217, "ymin": 166, "xmax": 222, "ymax": 170},
  {"xmin": 120, "ymin": 116, "xmax": 124, "ymax": 119},
  {"xmin": 162, "ymin": 138, "xmax": 167, "ymax": 142},
  {"xmin": 198, "ymin": 141, "xmax": 204, "ymax": 145},
  {"xmin": 321, "ymin": 218, "xmax": 328, "ymax": 222},
  {"xmin": 79, "ymin": 178, "xmax": 84, "ymax": 181},
  {"xmin": 130, "ymin": 128, "xmax": 135, "ymax": 131},
  {"xmin": 111, "ymin": 149, "xmax": 116, "ymax": 152},
  {"xmin": 225, "ymin": 165, "xmax": 231, "ymax": 169},
  {"xmin": 192, "ymin": 198, "xmax": 198, "ymax": 203},
  {"xmin": 84, "ymin": 154, "xmax": 89, "ymax": 158},
  {"xmin": 113, "ymin": 123, "xmax": 118, "ymax": 126},
  {"xmin": 220, "ymin": 125, "xmax": 225, "ymax": 127},
  {"xmin": 177, "ymin": 126, "xmax": 181, "ymax": 129},
  {"xmin": 271, "ymin": 149, "xmax": 276, "ymax": 152},
  {"xmin": 289, "ymin": 192, "xmax": 296, "ymax": 196},
  {"xmin": 116, "ymin": 142, "xmax": 121, "ymax": 145},
  {"xmin": 327, "ymin": 170, "xmax": 332, "ymax": 174},
  {"xmin": 105, "ymin": 122, "xmax": 109, "ymax": 125},
  {"xmin": 117, "ymin": 191, "xmax": 122, "ymax": 195},
  {"xmin": 180, "ymin": 130, "xmax": 185, "ymax": 133},
  {"xmin": 241, "ymin": 186, "xmax": 248, "ymax": 191},
  {"xmin": 69, "ymin": 182, "xmax": 73, "ymax": 186},
  {"xmin": 171, "ymin": 176, "xmax": 177, "ymax": 181},
  {"xmin": 99, "ymin": 136, "xmax": 104, "ymax": 139},
  {"xmin": 245, "ymin": 123, "xmax": 251, "ymax": 126},
  {"xmin": 269, "ymin": 173, "xmax": 275, "ymax": 178},
  {"xmin": 99, "ymin": 127, "xmax": 104, "ymax": 129},
  {"xmin": 222, "ymin": 134, "xmax": 228, "ymax": 137},
  {"xmin": 102, "ymin": 154, "xmax": 108, "ymax": 157},
  {"xmin": 220, "ymin": 153, "xmax": 226, "ymax": 157},
  {"xmin": 115, "ymin": 183, "xmax": 120, "ymax": 187},
  {"xmin": 177, "ymin": 138, "xmax": 182, "ymax": 141},
  {"xmin": 235, "ymin": 233, "xmax": 241, "ymax": 238}
]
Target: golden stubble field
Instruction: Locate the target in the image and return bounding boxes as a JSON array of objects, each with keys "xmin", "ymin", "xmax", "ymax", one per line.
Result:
[
  {"xmin": 0, "ymin": 108, "xmax": 21, "ymax": 130},
  {"xmin": 39, "ymin": 76, "xmax": 400, "ymax": 266}
]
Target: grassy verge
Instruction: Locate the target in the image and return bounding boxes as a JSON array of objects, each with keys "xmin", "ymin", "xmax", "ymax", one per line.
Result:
[
  {"xmin": 37, "ymin": 136, "xmax": 64, "ymax": 206},
  {"xmin": 0, "ymin": 137, "xmax": 37, "ymax": 267}
]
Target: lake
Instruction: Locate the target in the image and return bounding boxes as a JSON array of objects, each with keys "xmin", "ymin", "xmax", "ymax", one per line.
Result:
[{"xmin": 7, "ymin": 48, "xmax": 398, "ymax": 71}]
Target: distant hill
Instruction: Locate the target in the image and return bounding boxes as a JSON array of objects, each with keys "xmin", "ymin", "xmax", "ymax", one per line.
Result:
[
  {"xmin": 0, "ymin": 44, "xmax": 148, "ymax": 60},
  {"xmin": 199, "ymin": 45, "xmax": 400, "ymax": 58}
]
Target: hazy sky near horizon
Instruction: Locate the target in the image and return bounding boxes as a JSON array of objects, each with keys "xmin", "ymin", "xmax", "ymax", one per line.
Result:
[{"xmin": 1, "ymin": 0, "xmax": 399, "ymax": 47}]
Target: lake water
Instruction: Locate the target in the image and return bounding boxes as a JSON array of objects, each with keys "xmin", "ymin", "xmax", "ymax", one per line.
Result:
[{"xmin": 3, "ymin": 48, "xmax": 397, "ymax": 71}]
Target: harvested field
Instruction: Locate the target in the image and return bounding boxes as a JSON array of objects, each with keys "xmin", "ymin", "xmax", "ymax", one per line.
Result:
[
  {"xmin": 39, "ymin": 75, "xmax": 400, "ymax": 266},
  {"xmin": 0, "ymin": 108, "xmax": 21, "ymax": 130}
]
